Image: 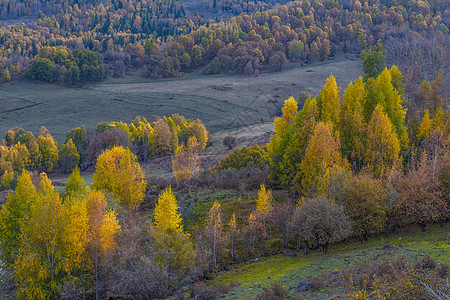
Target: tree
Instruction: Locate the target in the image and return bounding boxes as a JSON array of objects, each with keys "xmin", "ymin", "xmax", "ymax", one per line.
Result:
[
  {"xmin": 298, "ymin": 122, "xmax": 349, "ymax": 196},
  {"xmin": 92, "ymin": 146, "xmax": 146, "ymax": 210},
  {"xmin": 0, "ymin": 171, "xmax": 37, "ymax": 268},
  {"xmin": 36, "ymin": 127, "xmax": 59, "ymax": 172},
  {"xmin": 267, "ymin": 97, "xmax": 299, "ymax": 186},
  {"xmin": 59, "ymin": 138, "xmax": 80, "ymax": 173},
  {"xmin": 417, "ymin": 109, "xmax": 433, "ymax": 142},
  {"xmin": 290, "ymin": 197, "xmax": 351, "ymax": 254},
  {"xmin": 340, "ymin": 77, "xmax": 366, "ymax": 170},
  {"xmin": 172, "ymin": 136, "xmax": 200, "ymax": 182},
  {"xmin": 363, "ymin": 105, "xmax": 400, "ymax": 177},
  {"xmin": 229, "ymin": 213, "xmax": 237, "ymax": 260},
  {"xmin": 3, "ymin": 68, "xmax": 10, "ymax": 81},
  {"xmin": 256, "ymin": 183, "xmax": 273, "ymax": 236},
  {"xmin": 149, "ymin": 187, "xmax": 194, "ymax": 286},
  {"xmin": 269, "ymin": 203, "xmax": 295, "ymax": 248},
  {"xmin": 362, "ymin": 42, "xmax": 385, "ymax": 79},
  {"xmin": 316, "ymin": 75, "xmax": 341, "ymax": 126},
  {"xmin": 64, "ymin": 167, "xmax": 90, "ymax": 200},
  {"xmin": 344, "ymin": 175, "xmax": 387, "ymax": 240},
  {"xmin": 25, "ymin": 57, "xmax": 55, "ymax": 82},
  {"xmin": 397, "ymin": 153, "xmax": 448, "ymax": 231},
  {"xmin": 203, "ymin": 202, "xmax": 224, "ymax": 276},
  {"xmin": 86, "ymin": 191, "xmax": 120, "ymax": 300},
  {"xmin": 14, "ymin": 174, "xmax": 89, "ymax": 299}
]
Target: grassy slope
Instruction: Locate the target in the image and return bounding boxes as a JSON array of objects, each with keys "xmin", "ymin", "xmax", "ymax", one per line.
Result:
[
  {"xmin": 0, "ymin": 57, "xmax": 362, "ymax": 145},
  {"xmin": 215, "ymin": 224, "xmax": 450, "ymax": 299}
]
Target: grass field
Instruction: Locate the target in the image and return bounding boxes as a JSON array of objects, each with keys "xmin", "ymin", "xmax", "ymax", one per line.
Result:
[
  {"xmin": 0, "ymin": 58, "xmax": 362, "ymax": 145},
  {"xmin": 214, "ymin": 224, "xmax": 450, "ymax": 299}
]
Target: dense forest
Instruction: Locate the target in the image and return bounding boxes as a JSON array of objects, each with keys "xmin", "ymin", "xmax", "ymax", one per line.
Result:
[
  {"xmin": 0, "ymin": 59, "xmax": 448, "ymax": 298},
  {"xmin": 0, "ymin": 0, "xmax": 449, "ymax": 81}
]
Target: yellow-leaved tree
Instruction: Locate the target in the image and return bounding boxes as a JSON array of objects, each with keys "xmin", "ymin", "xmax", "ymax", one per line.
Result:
[
  {"xmin": 92, "ymin": 146, "xmax": 146, "ymax": 210},
  {"xmin": 86, "ymin": 190, "xmax": 120, "ymax": 300},
  {"xmin": 256, "ymin": 183, "xmax": 273, "ymax": 237},
  {"xmin": 229, "ymin": 213, "xmax": 237, "ymax": 260},
  {"xmin": 363, "ymin": 105, "xmax": 400, "ymax": 178},
  {"xmin": 149, "ymin": 187, "xmax": 194, "ymax": 287},
  {"xmin": 0, "ymin": 171, "xmax": 37, "ymax": 268},
  {"xmin": 298, "ymin": 122, "xmax": 349, "ymax": 196},
  {"xmin": 316, "ymin": 75, "xmax": 341, "ymax": 126},
  {"xmin": 14, "ymin": 173, "xmax": 89, "ymax": 300}
]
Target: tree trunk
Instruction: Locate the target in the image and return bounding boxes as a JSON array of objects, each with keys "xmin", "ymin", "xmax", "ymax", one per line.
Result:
[
  {"xmin": 385, "ymin": 222, "xmax": 391, "ymax": 236},
  {"xmin": 362, "ymin": 231, "xmax": 368, "ymax": 241},
  {"xmin": 419, "ymin": 223, "xmax": 426, "ymax": 232},
  {"xmin": 322, "ymin": 242, "xmax": 328, "ymax": 254}
]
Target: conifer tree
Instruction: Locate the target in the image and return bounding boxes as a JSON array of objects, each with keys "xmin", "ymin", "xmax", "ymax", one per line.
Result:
[
  {"xmin": 298, "ymin": 122, "xmax": 349, "ymax": 196},
  {"xmin": 363, "ymin": 105, "xmax": 400, "ymax": 177},
  {"xmin": 316, "ymin": 75, "xmax": 341, "ymax": 126}
]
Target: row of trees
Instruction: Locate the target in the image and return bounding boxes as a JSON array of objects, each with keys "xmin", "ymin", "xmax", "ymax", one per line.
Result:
[{"xmin": 0, "ymin": 114, "xmax": 210, "ymax": 190}]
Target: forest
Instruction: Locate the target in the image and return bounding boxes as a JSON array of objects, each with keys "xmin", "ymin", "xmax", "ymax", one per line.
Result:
[
  {"xmin": 0, "ymin": 52, "xmax": 449, "ymax": 298},
  {"xmin": 0, "ymin": 0, "xmax": 449, "ymax": 81}
]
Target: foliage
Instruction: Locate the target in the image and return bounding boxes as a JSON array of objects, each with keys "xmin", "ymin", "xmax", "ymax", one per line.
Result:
[
  {"xmin": 344, "ymin": 175, "xmax": 387, "ymax": 240},
  {"xmin": 0, "ymin": 171, "xmax": 37, "ymax": 268},
  {"xmin": 363, "ymin": 105, "xmax": 400, "ymax": 178},
  {"xmin": 362, "ymin": 42, "xmax": 385, "ymax": 79},
  {"xmin": 212, "ymin": 145, "xmax": 268, "ymax": 172},
  {"xmin": 150, "ymin": 187, "xmax": 194, "ymax": 277},
  {"xmin": 14, "ymin": 174, "xmax": 88, "ymax": 299},
  {"xmin": 172, "ymin": 136, "xmax": 201, "ymax": 182},
  {"xmin": 299, "ymin": 122, "xmax": 349, "ymax": 196},
  {"xmin": 92, "ymin": 146, "xmax": 146, "ymax": 210},
  {"xmin": 64, "ymin": 167, "xmax": 90, "ymax": 200},
  {"xmin": 290, "ymin": 197, "xmax": 351, "ymax": 254},
  {"xmin": 59, "ymin": 138, "xmax": 80, "ymax": 173}
]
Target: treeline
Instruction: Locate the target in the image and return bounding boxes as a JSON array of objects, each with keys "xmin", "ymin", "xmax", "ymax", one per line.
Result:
[
  {"xmin": 0, "ymin": 114, "xmax": 209, "ymax": 189},
  {"xmin": 1, "ymin": 0, "xmax": 449, "ymax": 81}
]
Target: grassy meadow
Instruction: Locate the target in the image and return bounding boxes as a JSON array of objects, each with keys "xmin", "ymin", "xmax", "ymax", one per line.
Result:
[{"xmin": 0, "ymin": 58, "xmax": 362, "ymax": 145}]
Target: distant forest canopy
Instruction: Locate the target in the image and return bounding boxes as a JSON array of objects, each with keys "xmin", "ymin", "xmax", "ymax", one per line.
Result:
[{"xmin": 0, "ymin": 0, "xmax": 449, "ymax": 81}]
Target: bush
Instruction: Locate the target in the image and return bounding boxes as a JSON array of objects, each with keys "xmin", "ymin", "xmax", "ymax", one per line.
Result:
[{"xmin": 211, "ymin": 145, "xmax": 268, "ymax": 172}]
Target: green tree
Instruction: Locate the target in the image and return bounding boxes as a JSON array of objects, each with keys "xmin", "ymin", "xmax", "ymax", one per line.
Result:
[
  {"xmin": 362, "ymin": 42, "xmax": 385, "ymax": 79},
  {"xmin": 64, "ymin": 167, "xmax": 90, "ymax": 200},
  {"xmin": 344, "ymin": 175, "xmax": 387, "ymax": 240}
]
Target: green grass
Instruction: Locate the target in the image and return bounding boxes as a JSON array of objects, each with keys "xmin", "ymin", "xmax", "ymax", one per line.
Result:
[{"xmin": 214, "ymin": 224, "xmax": 450, "ymax": 299}]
